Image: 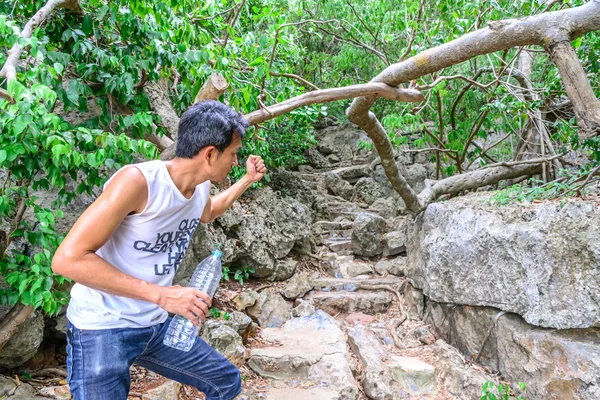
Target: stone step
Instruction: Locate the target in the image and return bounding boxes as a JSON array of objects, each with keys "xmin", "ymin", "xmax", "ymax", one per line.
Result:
[
  {"xmin": 313, "ymin": 276, "xmax": 402, "ymax": 292},
  {"xmin": 243, "ymin": 387, "xmax": 342, "ymax": 400},
  {"xmin": 347, "ymin": 325, "xmax": 437, "ymax": 398},
  {"xmin": 303, "ymin": 290, "xmax": 394, "ymax": 315},
  {"xmin": 326, "ymin": 238, "xmax": 353, "ymax": 255},
  {"xmin": 248, "ymin": 311, "xmax": 358, "ymax": 400},
  {"xmin": 313, "ymin": 220, "xmax": 354, "ymax": 231},
  {"xmin": 320, "ymin": 229, "xmax": 353, "ymax": 240}
]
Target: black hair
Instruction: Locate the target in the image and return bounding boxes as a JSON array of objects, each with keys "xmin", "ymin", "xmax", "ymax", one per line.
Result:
[{"xmin": 175, "ymin": 100, "xmax": 248, "ymax": 158}]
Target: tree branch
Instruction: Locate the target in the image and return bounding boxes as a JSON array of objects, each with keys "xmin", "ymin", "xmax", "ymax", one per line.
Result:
[
  {"xmin": 0, "ymin": 304, "xmax": 34, "ymax": 351},
  {"xmin": 347, "ymin": 1, "xmax": 600, "ymax": 213},
  {"xmin": 246, "ymin": 83, "xmax": 424, "ymax": 125},
  {"xmin": 397, "ymin": 0, "xmax": 427, "ymax": 62},
  {"xmin": 0, "ymin": 0, "xmax": 83, "ymax": 81},
  {"xmin": 548, "ymin": 40, "xmax": 600, "ymax": 138},
  {"xmin": 269, "ymin": 72, "xmax": 320, "ymax": 90}
]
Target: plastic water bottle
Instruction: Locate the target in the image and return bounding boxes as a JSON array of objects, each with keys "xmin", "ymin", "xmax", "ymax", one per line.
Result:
[{"xmin": 163, "ymin": 249, "xmax": 223, "ymax": 351}]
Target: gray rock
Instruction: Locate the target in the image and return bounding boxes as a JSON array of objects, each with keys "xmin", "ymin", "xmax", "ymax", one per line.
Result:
[
  {"xmin": 424, "ymin": 301, "xmax": 501, "ymax": 369},
  {"xmin": 305, "ymin": 148, "xmax": 330, "ymax": 169},
  {"xmin": 351, "ymin": 212, "xmax": 386, "ymax": 257},
  {"xmin": 325, "ymin": 173, "xmax": 353, "ymax": 200},
  {"xmin": 368, "ymin": 197, "xmax": 402, "ymax": 219},
  {"xmin": 202, "ymin": 320, "xmax": 246, "ymax": 367},
  {"xmin": 269, "ymin": 168, "xmax": 316, "ymax": 208},
  {"xmin": 0, "ymin": 376, "xmax": 50, "ymax": 399},
  {"xmin": 141, "ymin": 380, "xmax": 182, "ymax": 400},
  {"xmin": 282, "ymin": 274, "xmax": 314, "ymax": 299},
  {"xmin": 352, "ymin": 177, "xmax": 388, "ymax": 206},
  {"xmin": 404, "ymin": 283, "xmax": 425, "ymax": 321},
  {"xmin": 382, "ymin": 231, "xmax": 406, "ymax": 256},
  {"xmin": 328, "ymin": 165, "xmax": 370, "ymax": 184},
  {"xmin": 347, "ymin": 325, "xmax": 436, "ymax": 398},
  {"xmin": 326, "ymin": 154, "xmax": 341, "ymax": 164},
  {"xmin": 233, "ymin": 289, "xmax": 259, "ymax": 311},
  {"xmin": 181, "ymin": 187, "xmax": 312, "ymax": 282},
  {"xmin": 315, "ymin": 123, "xmax": 367, "ymax": 163},
  {"xmin": 38, "ymin": 384, "xmax": 71, "ymax": 399},
  {"xmin": 426, "ymin": 301, "xmax": 600, "ymax": 399},
  {"xmin": 0, "ymin": 309, "xmax": 44, "ymax": 370},
  {"xmin": 291, "ymin": 300, "xmax": 316, "ymax": 318},
  {"xmin": 373, "ymin": 163, "xmax": 429, "ymax": 193},
  {"xmin": 222, "ymin": 311, "xmax": 252, "ymax": 337},
  {"xmin": 246, "ymin": 291, "xmax": 292, "ymax": 328},
  {"xmin": 497, "ymin": 313, "xmax": 600, "ymax": 400},
  {"xmin": 433, "ymin": 339, "xmax": 494, "ymax": 400},
  {"xmin": 406, "ymin": 195, "xmax": 600, "ymax": 329},
  {"xmin": 269, "ymin": 258, "xmax": 298, "ymax": 281},
  {"xmin": 249, "ymin": 311, "xmax": 357, "ymax": 399},
  {"xmin": 374, "ymin": 257, "xmax": 407, "ymax": 276},
  {"xmin": 304, "ymin": 290, "xmax": 393, "ymax": 315}
]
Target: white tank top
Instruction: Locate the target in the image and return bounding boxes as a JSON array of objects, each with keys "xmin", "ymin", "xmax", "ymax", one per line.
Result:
[{"xmin": 66, "ymin": 160, "xmax": 211, "ymax": 329}]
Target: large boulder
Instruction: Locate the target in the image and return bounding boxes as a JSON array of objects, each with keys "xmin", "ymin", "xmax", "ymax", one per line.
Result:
[
  {"xmin": 246, "ymin": 290, "xmax": 292, "ymax": 328},
  {"xmin": 351, "ymin": 177, "xmax": 388, "ymax": 206},
  {"xmin": 373, "ymin": 162, "xmax": 429, "ymax": 193},
  {"xmin": 305, "ymin": 148, "xmax": 330, "ymax": 169},
  {"xmin": 426, "ymin": 301, "xmax": 600, "ymax": 400},
  {"xmin": 351, "ymin": 212, "xmax": 386, "ymax": 257},
  {"xmin": 0, "ymin": 308, "xmax": 44, "ymax": 371},
  {"xmin": 407, "ymin": 195, "xmax": 600, "ymax": 329},
  {"xmin": 248, "ymin": 311, "xmax": 358, "ymax": 399},
  {"xmin": 347, "ymin": 325, "xmax": 437, "ymax": 398},
  {"xmin": 202, "ymin": 320, "xmax": 246, "ymax": 367},
  {"xmin": 324, "ymin": 172, "xmax": 353, "ymax": 200},
  {"xmin": 314, "ymin": 123, "xmax": 368, "ymax": 164},
  {"xmin": 179, "ymin": 187, "xmax": 312, "ymax": 282}
]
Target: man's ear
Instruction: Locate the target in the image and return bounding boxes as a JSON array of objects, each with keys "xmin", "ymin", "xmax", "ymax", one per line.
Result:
[{"xmin": 201, "ymin": 146, "xmax": 217, "ymax": 164}]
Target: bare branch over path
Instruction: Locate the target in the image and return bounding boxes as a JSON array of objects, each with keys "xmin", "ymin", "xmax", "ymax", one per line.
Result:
[{"xmin": 347, "ymin": 1, "xmax": 600, "ymax": 212}]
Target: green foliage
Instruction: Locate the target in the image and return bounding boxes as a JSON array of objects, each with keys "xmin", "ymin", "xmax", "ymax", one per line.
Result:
[
  {"xmin": 487, "ymin": 168, "xmax": 591, "ymax": 206},
  {"xmin": 209, "ymin": 307, "xmax": 231, "ymax": 320},
  {"xmin": 222, "ymin": 265, "xmax": 254, "ymax": 285},
  {"xmin": 481, "ymin": 381, "xmax": 527, "ymax": 400}
]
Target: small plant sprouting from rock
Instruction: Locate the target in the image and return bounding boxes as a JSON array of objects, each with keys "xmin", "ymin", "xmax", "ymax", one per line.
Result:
[
  {"xmin": 209, "ymin": 307, "xmax": 231, "ymax": 321},
  {"xmin": 481, "ymin": 381, "xmax": 527, "ymax": 400},
  {"xmin": 222, "ymin": 266, "xmax": 255, "ymax": 286}
]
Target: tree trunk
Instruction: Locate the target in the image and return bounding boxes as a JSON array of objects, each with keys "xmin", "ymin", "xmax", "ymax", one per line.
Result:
[{"xmin": 548, "ymin": 40, "xmax": 600, "ymax": 139}]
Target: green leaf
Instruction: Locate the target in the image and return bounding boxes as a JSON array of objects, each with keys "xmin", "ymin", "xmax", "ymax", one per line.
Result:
[
  {"xmin": 82, "ymin": 15, "xmax": 93, "ymax": 35},
  {"xmin": 54, "ymin": 62, "xmax": 64, "ymax": 76},
  {"xmin": 0, "ymin": 150, "xmax": 6, "ymax": 164}
]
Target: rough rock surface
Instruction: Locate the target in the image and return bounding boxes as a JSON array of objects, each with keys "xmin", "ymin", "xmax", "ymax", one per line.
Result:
[
  {"xmin": 382, "ymin": 231, "xmax": 406, "ymax": 256},
  {"xmin": 406, "ymin": 195, "xmax": 600, "ymax": 329},
  {"xmin": 0, "ymin": 308, "xmax": 44, "ymax": 370},
  {"xmin": 352, "ymin": 177, "xmax": 388, "ymax": 206},
  {"xmin": 351, "ymin": 212, "xmax": 386, "ymax": 257},
  {"xmin": 425, "ymin": 300, "xmax": 600, "ymax": 399},
  {"xmin": 246, "ymin": 290, "xmax": 292, "ymax": 328},
  {"xmin": 248, "ymin": 311, "xmax": 357, "ymax": 399},
  {"xmin": 433, "ymin": 339, "xmax": 493, "ymax": 400},
  {"xmin": 202, "ymin": 320, "xmax": 246, "ymax": 367},
  {"xmin": 374, "ymin": 257, "xmax": 407, "ymax": 276},
  {"xmin": 347, "ymin": 325, "xmax": 436, "ymax": 398},
  {"xmin": 325, "ymin": 172, "xmax": 353, "ymax": 200},
  {"xmin": 180, "ymin": 187, "xmax": 312, "ymax": 281}
]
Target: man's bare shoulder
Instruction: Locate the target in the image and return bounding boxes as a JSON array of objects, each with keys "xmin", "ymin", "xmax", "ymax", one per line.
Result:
[{"xmin": 102, "ymin": 165, "xmax": 149, "ymax": 214}]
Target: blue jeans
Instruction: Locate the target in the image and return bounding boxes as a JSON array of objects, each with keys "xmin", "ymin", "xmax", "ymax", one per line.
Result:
[{"xmin": 65, "ymin": 318, "xmax": 242, "ymax": 400}]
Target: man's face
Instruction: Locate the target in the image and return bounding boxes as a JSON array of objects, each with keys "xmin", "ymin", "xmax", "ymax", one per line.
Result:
[{"xmin": 213, "ymin": 134, "xmax": 242, "ymax": 182}]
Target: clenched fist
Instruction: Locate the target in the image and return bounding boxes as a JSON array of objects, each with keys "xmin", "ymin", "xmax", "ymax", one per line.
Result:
[{"xmin": 245, "ymin": 155, "xmax": 267, "ymax": 183}]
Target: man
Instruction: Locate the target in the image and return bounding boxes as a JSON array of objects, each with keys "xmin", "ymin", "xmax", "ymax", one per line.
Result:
[{"xmin": 52, "ymin": 100, "xmax": 266, "ymax": 400}]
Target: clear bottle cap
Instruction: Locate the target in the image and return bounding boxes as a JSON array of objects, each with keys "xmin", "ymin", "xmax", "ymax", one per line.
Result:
[{"xmin": 211, "ymin": 249, "xmax": 223, "ymax": 258}]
